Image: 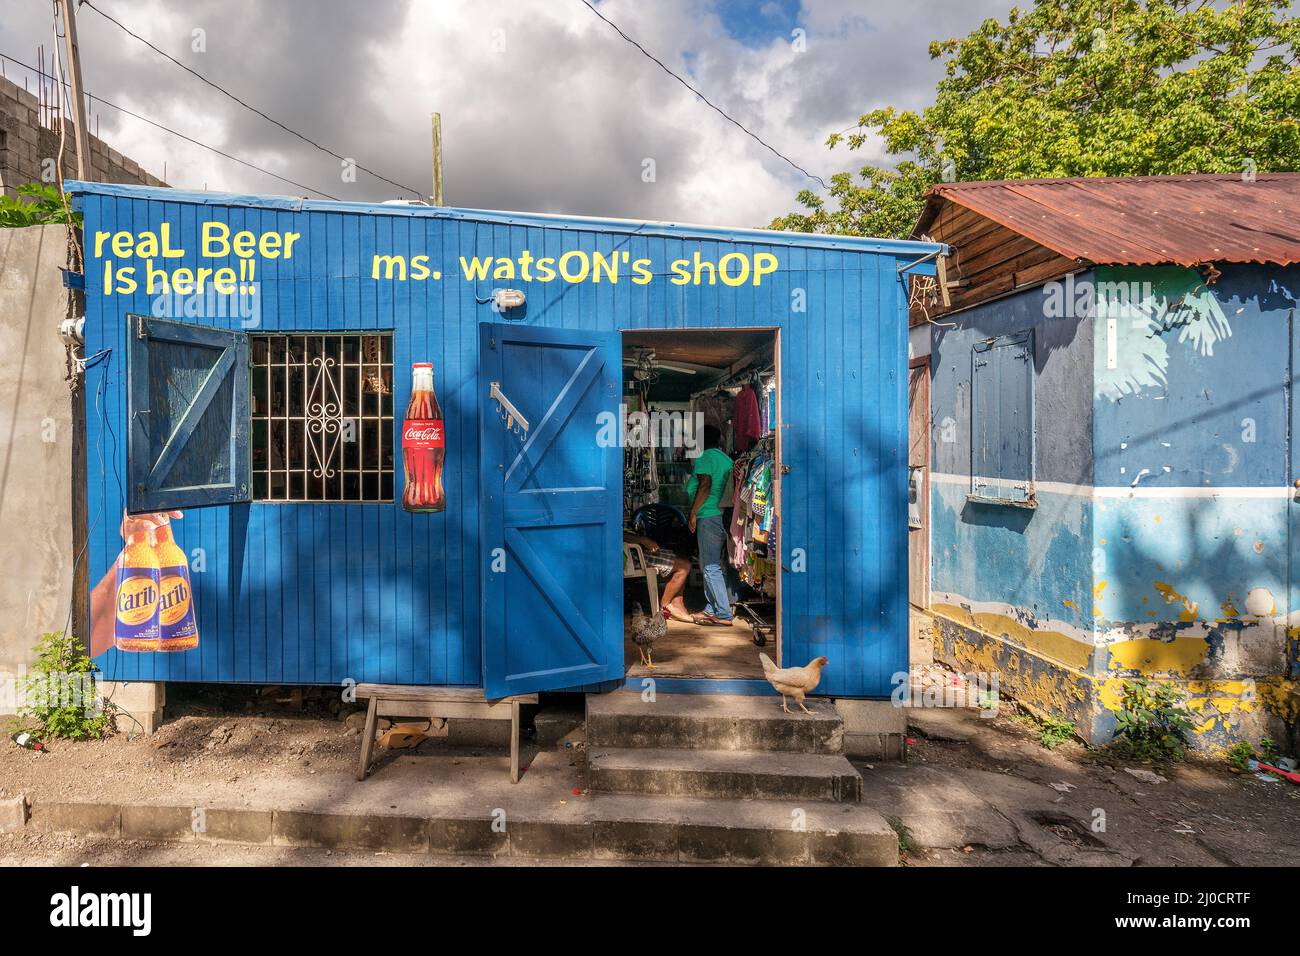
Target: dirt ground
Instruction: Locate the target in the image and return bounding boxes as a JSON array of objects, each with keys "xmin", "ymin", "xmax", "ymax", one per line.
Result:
[
  {"xmin": 3, "ymin": 635, "xmax": 1297, "ymax": 868},
  {"xmin": 0, "ymin": 683, "xmax": 596, "ymax": 821},
  {"xmin": 1, "ymin": 685, "xmax": 392, "ymax": 809},
  {"xmin": 876, "ymin": 615, "xmax": 1300, "ymax": 867}
]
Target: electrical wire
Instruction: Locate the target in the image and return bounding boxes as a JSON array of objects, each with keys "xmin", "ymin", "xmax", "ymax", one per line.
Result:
[
  {"xmin": 79, "ymin": 0, "xmax": 423, "ymax": 198},
  {"xmin": 575, "ymin": 0, "xmax": 828, "ymax": 189},
  {"xmin": 0, "ymin": 52, "xmax": 341, "ymax": 199}
]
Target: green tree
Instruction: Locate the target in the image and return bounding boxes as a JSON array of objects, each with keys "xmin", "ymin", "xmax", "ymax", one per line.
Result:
[
  {"xmin": 0, "ymin": 182, "xmax": 79, "ymax": 228},
  {"xmin": 771, "ymin": 0, "xmax": 1300, "ymax": 239}
]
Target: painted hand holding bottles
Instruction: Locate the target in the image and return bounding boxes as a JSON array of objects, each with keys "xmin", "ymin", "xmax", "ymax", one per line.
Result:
[{"xmin": 112, "ymin": 511, "xmax": 199, "ymax": 653}]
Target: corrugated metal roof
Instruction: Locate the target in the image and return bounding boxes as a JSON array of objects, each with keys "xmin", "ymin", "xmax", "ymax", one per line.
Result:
[{"xmin": 913, "ymin": 174, "xmax": 1300, "ymax": 267}]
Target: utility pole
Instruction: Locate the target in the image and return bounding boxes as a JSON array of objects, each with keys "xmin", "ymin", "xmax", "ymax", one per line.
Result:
[
  {"xmin": 58, "ymin": 0, "xmax": 91, "ymax": 180},
  {"xmin": 431, "ymin": 112, "xmax": 443, "ymax": 205}
]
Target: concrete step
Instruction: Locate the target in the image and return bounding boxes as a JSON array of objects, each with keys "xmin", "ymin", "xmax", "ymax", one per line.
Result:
[
  {"xmin": 589, "ymin": 747, "xmax": 863, "ymax": 802},
  {"xmin": 587, "ymin": 691, "xmax": 843, "ymax": 753},
  {"xmin": 24, "ymin": 790, "xmax": 896, "ymax": 866}
]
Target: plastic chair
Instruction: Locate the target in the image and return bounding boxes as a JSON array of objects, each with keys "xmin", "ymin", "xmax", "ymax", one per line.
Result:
[{"xmin": 631, "ymin": 503, "xmax": 693, "ymax": 556}]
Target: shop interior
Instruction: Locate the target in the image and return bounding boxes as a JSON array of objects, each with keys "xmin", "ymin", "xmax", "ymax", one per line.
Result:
[{"xmin": 621, "ymin": 329, "xmax": 778, "ymax": 680}]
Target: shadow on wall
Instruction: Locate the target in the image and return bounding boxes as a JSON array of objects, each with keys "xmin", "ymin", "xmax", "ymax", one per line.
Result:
[{"xmin": 959, "ymin": 499, "xmax": 1034, "ymax": 534}]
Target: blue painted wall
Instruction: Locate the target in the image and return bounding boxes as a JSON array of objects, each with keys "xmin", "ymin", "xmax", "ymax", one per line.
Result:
[
  {"xmin": 928, "ymin": 278, "xmax": 1096, "ymax": 655},
  {"xmin": 73, "ymin": 183, "xmax": 938, "ymax": 697},
  {"xmin": 1090, "ymin": 264, "xmax": 1299, "ymax": 683},
  {"xmin": 929, "ymin": 260, "xmax": 1299, "ymax": 745}
]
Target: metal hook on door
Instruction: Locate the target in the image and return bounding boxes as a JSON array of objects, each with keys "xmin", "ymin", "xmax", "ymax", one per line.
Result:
[{"xmin": 489, "ymin": 382, "xmax": 530, "ymax": 436}]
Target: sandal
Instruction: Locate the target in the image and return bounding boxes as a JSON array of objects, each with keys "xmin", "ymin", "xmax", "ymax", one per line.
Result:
[{"xmin": 691, "ymin": 613, "xmax": 734, "ymax": 627}]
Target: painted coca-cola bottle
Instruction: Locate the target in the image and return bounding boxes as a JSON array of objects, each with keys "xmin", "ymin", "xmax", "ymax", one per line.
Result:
[{"xmin": 402, "ymin": 362, "xmax": 446, "ymax": 513}]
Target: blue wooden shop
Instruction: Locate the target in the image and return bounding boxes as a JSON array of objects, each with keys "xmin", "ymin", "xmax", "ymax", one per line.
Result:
[{"xmin": 69, "ymin": 181, "xmax": 943, "ymax": 703}]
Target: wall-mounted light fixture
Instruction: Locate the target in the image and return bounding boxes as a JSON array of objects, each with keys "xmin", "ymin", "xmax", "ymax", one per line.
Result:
[{"xmin": 493, "ymin": 288, "xmax": 526, "ymax": 312}]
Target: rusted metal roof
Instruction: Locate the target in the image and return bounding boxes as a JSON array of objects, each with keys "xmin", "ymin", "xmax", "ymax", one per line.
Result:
[{"xmin": 913, "ymin": 174, "xmax": 1300, "ymax": 267}]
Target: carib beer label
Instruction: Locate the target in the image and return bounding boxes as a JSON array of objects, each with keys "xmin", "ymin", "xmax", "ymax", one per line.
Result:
[
  {"xmin": 114, "ymin": 566, "xmax": 161, "ymax": 650},
  {"xmin": 157, "ymin": 566, "xmax": 199, "ymax": 649}
]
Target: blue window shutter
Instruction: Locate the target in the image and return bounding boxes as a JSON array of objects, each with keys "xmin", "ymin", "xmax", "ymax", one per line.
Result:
[
  {"xmin": 970, "ymin": 330, "xmax": 1034, "ymax": 503},
  {"xmin": 127, "ymin": 315, "xmax": 250, "ymax": 513}
]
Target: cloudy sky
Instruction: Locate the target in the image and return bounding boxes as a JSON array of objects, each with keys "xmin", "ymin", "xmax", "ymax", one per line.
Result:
[{"xmin": 3, "ymin": 0, "xmax": 1011, "ymax": 226}]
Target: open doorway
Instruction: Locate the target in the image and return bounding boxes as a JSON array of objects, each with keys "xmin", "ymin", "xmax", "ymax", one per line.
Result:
[{"xmin": 621, "ymin": 328, "xmax": 779, "ymax": 681}]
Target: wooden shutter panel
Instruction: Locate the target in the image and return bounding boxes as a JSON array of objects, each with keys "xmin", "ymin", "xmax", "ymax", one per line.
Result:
[
  {"xmin": 127, "ymin": 314, "xmax": 251, "ymax": 514},
  {"xmin": 970, "ymin": 330, "xmax": 1034, "ymax": 504}
]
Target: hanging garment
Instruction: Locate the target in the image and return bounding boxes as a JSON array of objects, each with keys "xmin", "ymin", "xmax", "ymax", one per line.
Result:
[
  {"xmin": 728, "ymin": 469, "xmax": 749, "ymax": 567},
  {"xmin": 696, "ymin": 392, "xmax": 731, "ymax": 435},
  {"xmin": 733, "ymin": 384, "xmax": 762, "ymax": 453}
]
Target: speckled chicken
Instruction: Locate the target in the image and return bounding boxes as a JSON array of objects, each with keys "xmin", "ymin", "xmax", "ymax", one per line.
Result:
[
  {"xmin": 629, "ymin": 602, "xmax": 666, "ymax": 669},
  {"xmin": 759, "ymin": 653, "xmax": 829, "ymax": 714}
]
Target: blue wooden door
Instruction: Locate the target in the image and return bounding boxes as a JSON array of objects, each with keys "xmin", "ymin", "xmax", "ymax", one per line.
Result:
[{"xmin": 479, "ymin": 323, "xmax": 623, "ymax": 698}]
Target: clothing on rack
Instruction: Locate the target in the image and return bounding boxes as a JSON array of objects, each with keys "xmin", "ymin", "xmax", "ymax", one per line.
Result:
[
  {"xmin": 694, "ymin": 391, "xmax": 732, "ymax": 440},
  {"xmin": 733, "ymin": 383, "xmax": 761, "ymax": 453},
  {"xmin": 727, "ymin": 437, "xmax": 777, "ymax": 597}
]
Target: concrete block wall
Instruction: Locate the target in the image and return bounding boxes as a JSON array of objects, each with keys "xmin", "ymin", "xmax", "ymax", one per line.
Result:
[
  {"xmin": 0, "ymin": 224, "xmax": 75, "ymax": 713},
  {"xmin": 0, "ymin": 74, "xmax": 166, "ymax": 197}
]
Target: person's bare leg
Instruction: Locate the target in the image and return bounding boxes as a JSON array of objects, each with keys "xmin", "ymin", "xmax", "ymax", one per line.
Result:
[{"xmin": 661, "ymin": 559, "xmax": 692, "ymax": 621}]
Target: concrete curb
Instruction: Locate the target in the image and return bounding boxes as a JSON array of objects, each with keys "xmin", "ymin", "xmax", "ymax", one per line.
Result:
[{"xmin": 24, "ymin": 797, "xmax": 897, "ymax": 866}]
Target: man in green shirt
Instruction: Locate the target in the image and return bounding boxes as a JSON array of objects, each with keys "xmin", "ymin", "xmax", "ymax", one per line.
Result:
[{"xmin": 686, "ymin": 425, "xmax": 734, "ymax": 625}]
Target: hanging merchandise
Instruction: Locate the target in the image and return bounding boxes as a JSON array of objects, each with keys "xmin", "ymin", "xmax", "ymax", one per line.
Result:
[
  {"xmin": 695, "ymin": 389, "xmax": 734, "ymax": 453},
  {"xmin": 623, "ymin": 388, "xmax": 659, "ymax": 516},
  {"xmin": 728, "ymin": 435, "xmax": 778, "ymax": 597},
  {"xmin": 733, "ymin": 381, "xmax": 762, "ymax": 453}
]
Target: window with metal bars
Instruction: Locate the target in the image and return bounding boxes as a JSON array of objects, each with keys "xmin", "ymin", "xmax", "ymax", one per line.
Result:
[{"xmin": 249, "ymin": 333, "xmax": 394, "ymax": 502}]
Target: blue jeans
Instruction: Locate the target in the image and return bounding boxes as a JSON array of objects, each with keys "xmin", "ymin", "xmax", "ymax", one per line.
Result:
[{"xmin": 695, "ymin": 514, "xmax": 732, "ymax": 621}]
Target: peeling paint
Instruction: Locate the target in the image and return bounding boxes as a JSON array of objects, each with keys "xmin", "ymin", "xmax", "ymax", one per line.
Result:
[
  {"xmin": 1108, "ymin": 635, "xmax": 1210, "ymax": 675},
  {"xmin": 930, "ymin": 601, "xmax": 1094, "ymax": 672},
  {"xmin": 1153, "ymin": 581, "xmax": 1198, "ymax": 622}
]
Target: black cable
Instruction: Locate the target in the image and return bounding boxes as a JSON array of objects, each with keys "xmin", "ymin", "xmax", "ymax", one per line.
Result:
[
  {"xmin": 575, "ymin": 0, "xmax": 828, "ymax": 189},
  {"xmin": 1, "ymin": 52, "xmax": 341, "ymax": 199},
  {"xmin": 79, "ymin": 0, "xmax": 423, "ymax": 198}
]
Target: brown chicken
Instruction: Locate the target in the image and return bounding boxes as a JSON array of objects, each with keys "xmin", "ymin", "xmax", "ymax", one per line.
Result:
[{"xmin": 759, "ymin": 653, "xmax": 829, "ymax": 714}]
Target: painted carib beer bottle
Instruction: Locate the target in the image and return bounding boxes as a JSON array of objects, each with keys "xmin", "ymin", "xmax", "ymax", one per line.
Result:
[
  {"xmin": 402, "ymin": 362, "xmax": 446, "ymax": 512},
  {"xmin": 153, "ymin": 517, "xmax": 199, "ymax": 651},
  {"xmin": 114, "ymin": 530, "xmax": 161, "ymax": 652}
]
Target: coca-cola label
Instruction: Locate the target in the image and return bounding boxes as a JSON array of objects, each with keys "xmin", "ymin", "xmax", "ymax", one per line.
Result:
[{"xmin": 403, "ymin": 420, "xmax": 445, "ymax": 448}]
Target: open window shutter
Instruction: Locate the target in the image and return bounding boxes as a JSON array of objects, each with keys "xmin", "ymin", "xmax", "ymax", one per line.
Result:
[
  {"xmin": 970, "ymin": 330, "xmax": 1034, "ymax": 503},
  {"xmin": 127, "ymin": 314, "xmax": 250, "ymax": 514}
]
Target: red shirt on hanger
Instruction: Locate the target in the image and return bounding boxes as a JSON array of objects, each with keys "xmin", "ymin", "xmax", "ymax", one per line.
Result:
[{"xmin": 733, "ymin": 384, "xmax": 762, "ymax": 453}]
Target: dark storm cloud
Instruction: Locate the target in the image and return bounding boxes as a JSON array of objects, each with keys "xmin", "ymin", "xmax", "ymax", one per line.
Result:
[{"xmin": 0, "ymin": 0, "xmax": 1011, "ymax": 225}]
